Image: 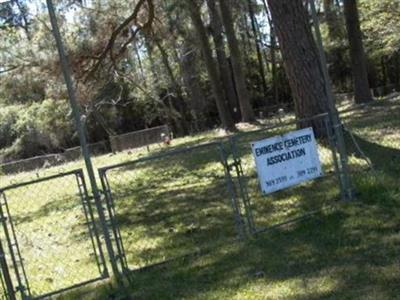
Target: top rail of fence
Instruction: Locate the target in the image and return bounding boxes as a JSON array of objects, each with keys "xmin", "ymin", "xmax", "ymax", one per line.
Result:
[
  {"xmin": 98, "ymin": 141, "xmax": 222, "ymax": 174},
  {"xmin": 0, "ymin": 169, "xmax": 82, "ymax": 193},
  {"xmin": 109, "ymin": 125, "xmax": 169, "ymax": 139}
]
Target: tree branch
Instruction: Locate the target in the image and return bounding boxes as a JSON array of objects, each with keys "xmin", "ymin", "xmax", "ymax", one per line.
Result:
[
  {"xmin": 0, "ymin": 65, "xmax": 19, "ymax": 74},
  {"xmin": 84, "ymin": 0, "xmax": 154, "ymax": 82}
]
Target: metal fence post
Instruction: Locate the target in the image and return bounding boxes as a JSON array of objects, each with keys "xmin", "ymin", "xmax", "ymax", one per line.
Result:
[
  {"xmin": 229, "ymin": 136, "xmax": 256, "ymax": 234},
  {"xmin": 0, "ymin": 238, "xmax": 16, "ymax": 300},
  {"xmin": 98, "ymin": 170, "xmax": 129, "ymax": 275},
  {"xmin": 218, "ymin": 144, "xmax": 246, "ymax": 240},
  {"xmin": 310, "ymin": 0, "xmax": 354, "ymax": 200},
  {"xmin": 46, "ymin": 0, "xmax": 121, "ymax": 280},
  {"xmin": 324, "ymin": 116, "xmax": 346, "ymax": 200}
]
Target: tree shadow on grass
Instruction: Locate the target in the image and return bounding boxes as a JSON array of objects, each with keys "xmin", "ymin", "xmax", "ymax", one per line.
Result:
[
  {"xmin": 109, "ymin": 176, "xmax": 238, "ymax": 269},
  {"xmin": 344, "ymin": 131, "xmax": 400, "ymax": 176},
  {"xmin": 109, "ymin": 132, "xmax": 400, "ymax": 299},
  {"xmin": 11, "ymin": 193, "xmax": 81, "ymax": 224},
  {"xmin": 65, "ymin": 196, "xmax": 399, "ymax": 300},
  {"xmin": 134, "ymin": 202, "xmax": 398, "ymax": 298},
  {"xmin": 106, "ymin": 141, "xmax": 227, "ymax": 186}
]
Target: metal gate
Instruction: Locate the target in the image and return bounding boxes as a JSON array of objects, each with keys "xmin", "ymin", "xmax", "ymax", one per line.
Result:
[
  {"xmin": 0, "ymin": 170, "xmax": 108, "ymax": 299},
  {"xmin": 98, "ymin": 142, "xmax": 244, "ymax": 273},
  {"xmin": 229, "ymin": 114, "xmax": 344, "ymax": 234}
]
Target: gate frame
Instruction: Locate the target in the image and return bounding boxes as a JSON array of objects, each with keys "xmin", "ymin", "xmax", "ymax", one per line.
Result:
[
  {"xmin": 0, "ymin": 237, "xmax": 16, "ymax": 300},
  {"xmin": 0, "ymin": 169, "xmax": 109, "ymax": 300},
  {"xmin": 98, "ymin": 141, "xmax": 245, "ymax": 273}
]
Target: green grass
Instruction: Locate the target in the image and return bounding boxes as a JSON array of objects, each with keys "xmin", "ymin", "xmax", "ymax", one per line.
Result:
[
  {"xmin": 1, "ymin": 98, "xmax": 400, "ymax": 299},
  {"xmin": 0, "ymin": 173, "xmax": 106, "ymax": 297},
  {"xmin": 104, "ymin": 144, "xmax": 237, "ymax": 269}
]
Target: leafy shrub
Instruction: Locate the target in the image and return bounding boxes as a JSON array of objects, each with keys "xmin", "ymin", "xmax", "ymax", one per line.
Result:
[
  {"xmin": 0, "ymin": 105, "xmax": 19, "ymax": 149},
  {"xmin": 0, "ymin": 99, "xmax": 74, "ymax": 161}
]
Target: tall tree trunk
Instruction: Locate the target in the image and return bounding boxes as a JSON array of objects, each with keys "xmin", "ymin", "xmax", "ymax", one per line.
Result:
[
  {"xmin": 219, "ymin": 0, "xmax": 255, "ymax": 122},
  {"xmin": 133, "ymin": 39, "xmax": 147, "ymax": 88},
  {"xmin": 264, "ymin": 2, "xmax": 279, "ymax": 105},
  {"xmin": 323, "ymin": 0, "xmax": 343, "ymax": 40},
  {"xmin": 180, "ymin": 38, "xmax": 207, "ymax": 131},
  {"xmin": 206, "ymin": 0, "xmax": 241, "ymax": 122},
  {"xmin": 267, "ymin": 0, "xmax": 329, "ymax": 136},
  {"xmin": 187, "ymin": 0, "xmax": 236, "ymax": 131},
  {"xmin": 153, "ymin": 37, "xmax": 189, "ymax": 136},
  {"xmin": 144, "ymin": 37, "xmax": 172, "ymax": 127},
  {"xmin": 247, "ymin": 0, "xmax": 268, "ymax": 97},
  {"xmin": 154, "ymin": 38, "xmax": 188, "ymax": 135},
  {"xmin": 239, "ymin": 13, "xmax": 253, "ymax": 66},
  {"xmin": 343, "ymin": 0, "xmax": 373, "ymax": 104},
  {"xmin": 270, "ymin": 28, "xmax": 279, "ymax": 105},
  {"xmin": 323, "ymin": 0, "xmax": 348, "ymax": 91},
  {"xmin": 144, "ymin": 37, "xmax": 158, "ymax": 82},
  {"xmin": 174, "ymin": 13, "xmax": 208, "ymax": 131},
  {"xmin": 381, "ymin": 56, "xmax": 387, "ymax": 89},
  {"xmin": 396, "ymin": 53, "xmax": 400, "ymax": 88}
]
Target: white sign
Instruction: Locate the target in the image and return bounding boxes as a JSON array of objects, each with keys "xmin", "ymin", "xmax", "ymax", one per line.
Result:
[{"xmin": 251, "ymin": 127, "xmax": 323, "ymax": 194}]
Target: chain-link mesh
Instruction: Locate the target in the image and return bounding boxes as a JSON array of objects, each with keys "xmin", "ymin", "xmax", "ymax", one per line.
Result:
[
  {"xmin": 109, "ymin": 125, "xmax": 170, "ymax": 152},
  {"xmin": 229, "ymin": 114, "xmax": 355, "ymax": 233},
  {"xmin": 99, "ymin": 142, "xmax": 241, "ymax": 271},
  {"xmin": 0, "ymin": 170, "xmax": 107, "ymax": 299},
  {"xmin": 0, "ymin": 142, "xmax": 163, "ymax": 191}
]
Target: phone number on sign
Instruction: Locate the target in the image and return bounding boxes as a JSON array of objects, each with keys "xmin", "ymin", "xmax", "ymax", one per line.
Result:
[
  {"xmin": 297, "ymin": 167, "xmax": 319, "ymax": 178},
  {"xmin": 265, "ymin": 176, "xmax": 288, "ymax": 187},
  {"xmin": 265, "ymin": 167, "xmax": 319, "ymax": 188}
]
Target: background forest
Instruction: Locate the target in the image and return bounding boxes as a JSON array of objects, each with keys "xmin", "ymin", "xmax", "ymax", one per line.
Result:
[{"xmin": 0, "ymin": 0, "xmax": 399, "ymax": 162}]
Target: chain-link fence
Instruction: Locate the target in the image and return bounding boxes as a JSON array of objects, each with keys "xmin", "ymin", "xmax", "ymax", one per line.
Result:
[
  {"xmin": 2, "ymin": 99, "xmax": 393, "ymax": 298},
  {"xmin": 109, "ymin": 125, "xmax": 170, "ymax": 153},
  {"xmin": 0, "ymin": 170, "xmax": 108, "ymax": 299},
  {"xmin": 98, "ymin": 142, "xmax": 242, "ymax": 272},
  {"xmin": 0, "ymin": 115, "xmax": 357, "ymax": 298}
]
